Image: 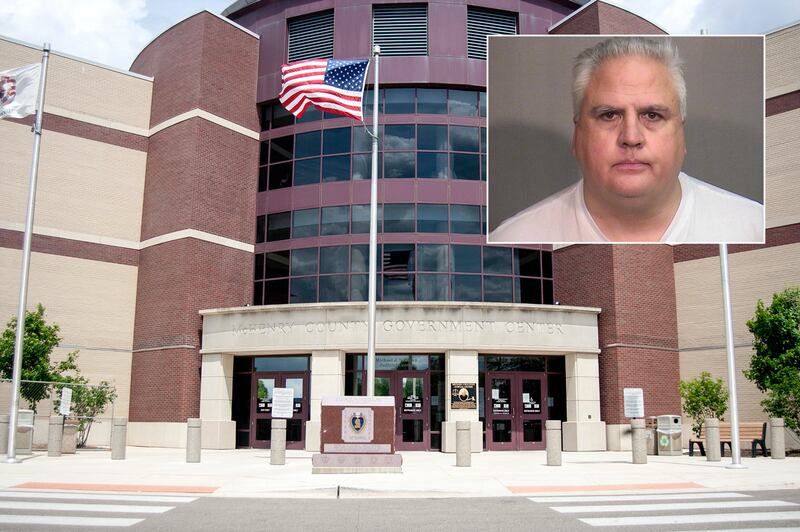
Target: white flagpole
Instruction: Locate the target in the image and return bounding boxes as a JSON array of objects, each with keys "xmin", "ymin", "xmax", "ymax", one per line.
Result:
[
  {"xmin": 366, "ymin": 45, "xmax": 380, "ymax": 396},
  {"xmin": 5, "ymin": 44, "xmax": 50, "ymax": 464},
  {"xmin": 719, "ymin": 243, "xmax": 745, "ymax": 468}
]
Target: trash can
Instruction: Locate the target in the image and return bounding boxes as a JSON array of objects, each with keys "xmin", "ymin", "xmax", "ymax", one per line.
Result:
[
  {"xmin": 656, "ymin": 415, "xmax": 682, "ymax": 456},
  {"xmin": 645, "ymin": 417, "xmax": 658, "ymax": 455}
]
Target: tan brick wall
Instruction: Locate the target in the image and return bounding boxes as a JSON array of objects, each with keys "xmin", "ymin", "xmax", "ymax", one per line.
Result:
[
  {"xmin": 766, "ymin": 108, "xmax": 800, "ymax": 228},
  {"xmin": 767, "ymin": 23, "xmax": 800, "ymax": 98}
]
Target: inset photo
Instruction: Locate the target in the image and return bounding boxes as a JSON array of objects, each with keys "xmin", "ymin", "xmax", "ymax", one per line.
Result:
[{"xmin": 487, "ymin": 35, "xmax": 765, "ymax": 244}]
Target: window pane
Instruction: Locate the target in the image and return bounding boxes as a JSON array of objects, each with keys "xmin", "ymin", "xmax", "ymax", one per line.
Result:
[
  {"xmin": 294, "ymin": 158, "xmax": 320, "ymax": 186},
  {"xmin": 385, "ymin": 88, "xmax": 415, "ymax": 114},
  {"xmin": 321, "ymin": 206, "xmax": 349, "ymax": 235},
  {"xmin": 418, "ymin": 244, "xmax": 448, "ymax": 271},
  {"xmin": 292, "ymin": 208, "xmax": 319, "ymax": 238},
  {"xmin": 452, "ymin": 244, "xmax": 481, "ymax": 273},
  {"xmin": 543, "ymin": 279, "xmax": 554, "ymax": 304},
  {"xmin": 272, "ymin": 105, "xmax": 294, "ymax": 128},
  {"xmin": 270, "ymin": 135, "xmax": 293, "ymax": 162},
  {"xmin": 384, "ymin": 152, "xmax": 414, "ymax": 178},
  {"xmin": 351, "ymin": 244, "xmax": 368, "ymax": 273},
  {"xmin": 253, "ymin": 281, "xmax": 263, "ymax": 305},
  {"xmin": 418, "ymin": 274, "xmax": 448, "ymax": 300},
  {"xmin": 350, "ymin": 274, "xmax": 375, "ymax": 302},
  {"xmin": 353, "ymin": 125, "xmax": 380, "ymax": 152},
  {"xmin": 295, "ymin": 131, "xmax": 321, "ymax": 158},
  {"xmin": 517, "ymin": 277, "xmax": 542, "ymax": 304},
  {"xmin": 258, "ymin": 166, "xmax": 268, "ymax": 192},
  {"xmin": 256, "ymin": 215, "xmax": 265, "ymax": 244},
  {"xmin": 417, "ymin": 88, "xmax": 447, "ymax": 114},
  {"xmin": 451, "ymin": 153, "xmax": 480, "ymax": 180},
  {"xmin": 516, "ymin": 249, "xmax": 541, "ymax": 277},
  {"xmin": 265, "ymin": 251, "xmax": 290, "ymax": 279},
  {"xmin": 362, "ymin": 89, "xmax": 384, "ymax": 117},
  {"xmin": 484, "ymin": 275, "xmax": 513, "ymax": 302},
  {"xmin": 384, "ymin": 203, "xmax": 414, "ymax": 233},
  {"xmin": 479, "ymin": 91, "xmax": 487, "ymax": 117},
  {"xmin": 417, "ymin": 152, "xmax": 448, "ymax": 179},
  {"xmin": 418, "ymin": 124, "xmax": 448, "ymax": 150},
  {"xmin": 260, "ymin": 104, "xmax": 271, "ymax": 131},
  {"xmin": 255, "ymin": 253, "xmax": 265, "ymax": 280},
  {"xmin": 269, "ymin": 162, "xmax": 293, "ymax": 189},
  {"xmin": 322, "ymin": 155, "xmax": 350, "ymax": 182},
  {"xmin": 291, "ymin": 247, "xmax": 318, "ymax": 276},
  {"xmin": 480, "ymin": 127, "xmax": 487, "ymax": 154},
  {"xmin": 323, "ymin": 127, "xmax": 351, "ymax": 154},
  {"xmin": 384, "ymin": 124, "xmax": 415, "ymax": 150},
  {"xmin": 296, "ymin": 107, "xmax": 322, "ymax": 123},
  {"xmin": 319, "ymin": 275, "xmax": 349, "ymax": 302},
  {"xmin": 452, "ymin": 274, "xmax": 481, "ymax": 301},
  {"xmin": 259, "ymin": 141, "xmax": 269, "ymax": 165},
  {"xmin": 290, "ymin": 277, "xmax": 317, "ymax": 303},
  {"xmin": 417, "ymin": 204, "xmax": 448, "ymax": 233},
  {"xmin": 320, "ymin": 245, "xmax": 349, "ymax": 274},
  {"xmin": 353, "ymin": 153, "xmax": 382, "ymax": 180},
  {"xmin": 384, "ymin": 274, "xmax": 415, "ymax": 301},
  {"xmin": 483, "ymin": 247, "xmax": 512, "ymax": 274},
  {"xmin": 449, "ymin": 89, "xmax": 478, "ymax": 116},
  {"xmin": 266, "ymin": 212, "xmax": 290, "ymax": 241},
  {"xmin": 351, "ymin": 204, "xmax": 382, "ymax": 234},
  {"xmin": 450, "ymin": 126, "xmax": 480, "ymax": 152},
  {"xmin": 450, "ymin": 205, "xmax": 481, "ymax": 234},
  {"xmin": 264, "ymin": 279, "xmax": 289, "ymax": 304},
  {"xmin": 383, "ymin": 243, "xmax": 415, "ymax": 274},
  {"xmin": 542, "ymin": 251, "xmax": 553, "ymax": 278}
]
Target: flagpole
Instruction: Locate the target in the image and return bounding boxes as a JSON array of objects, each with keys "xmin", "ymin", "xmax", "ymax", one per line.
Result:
[
  {"xmin": 366, "ymin": 45, "xmax": 380, "ymax": 396},
  {"xmin": 5, "ymin": 44, "xmax": 50, "ymax": 464},
  {"xmin": 720, "ymin": 243, "xmax": 745, "ymax": 469}
]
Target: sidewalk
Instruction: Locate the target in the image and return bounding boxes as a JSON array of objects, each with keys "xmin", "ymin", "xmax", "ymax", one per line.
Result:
[{"xmin": 1, "ymin": 447, "xmax": 798, "ymax": 498}]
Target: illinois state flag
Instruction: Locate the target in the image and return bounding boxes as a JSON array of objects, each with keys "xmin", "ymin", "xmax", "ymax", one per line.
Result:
[
  {"xmin": 279, "ymin": 59, "xmax": 369, "ymax": 121},
  {"xmin": 0, "ymin": 63, "xmax": 41, "ymax": 119}
]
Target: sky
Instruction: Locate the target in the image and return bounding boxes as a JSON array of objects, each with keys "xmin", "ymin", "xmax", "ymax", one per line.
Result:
[{"xmin": 1, "ymin": 0, "xmax": 799, "ymax": 71}]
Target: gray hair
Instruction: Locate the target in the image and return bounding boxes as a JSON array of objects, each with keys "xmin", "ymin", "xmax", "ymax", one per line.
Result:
[{"xmin": 572, "ymin": 37, "xmax": 686, "ymax": 120}]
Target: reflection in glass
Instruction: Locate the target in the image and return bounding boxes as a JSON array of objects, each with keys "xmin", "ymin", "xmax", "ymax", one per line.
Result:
[
  {"xmin": 449, "ymin": 89, "xmax": 478, "ymax": 116},
  {"xmin": 292, "ymin": 208, "xmax": 319, "ymax": 238},
  {"xmin": 453, "ymin": 274, "xmax": 481, "ymax": 301},
  {"xmin": 285, "ymin": 377, "xmax": 304, "ymax": 399},
  {"xmin": 384, "ymin": 124, "xmax": 415, "ymax": 150},
  {"xmin": 418, "ymin": 244, "xmax": 448, "ymax": 271},
  {"xmin": 319, "ymin": 275, "xmax": 349, "ymax": 302},
  {"xmin": 320, "ymin": 245, "xmax": 349, "ymax": 274},
  {"xmin": 484, "ymin": 276, "xmax": 513, "ymax": 302},
  {"xmin": 291, "ymin": 247, "xmax": 318, "ymax": 276},
  {"xmin": 321, "ymin": 206, "xmax": 349, "ymax": 235},
  {"xmin": 384, "ymin": 204, "xmax": 415, "ymax": 233},
  {"xmin": 417, "ymin": 152, "xmax": 448, "ymax": 178},
  {"xmin": 265, "ymin": 251, "xmax": 290, "ymax": 279},
  {"xmin": 294, "ymin": 158, "xmax": 320, "ymax": 186},
  {"xmin": 417, "ymin": 88, "xmax": 447, "ymax": 114},
  {"xmin": 417, "ymin": 205, "xmax": 448, "ymax": 233},
  {"xmin": 254, "ymin": 356, "xmax": 310, "ymax": 371},
  {"xmin": 384, "ymin": 152, "xmax": 414, "ymax": 178},
  {"xmin": 350, "ymin": 274, "xmax": 368, "ymax": 302},
  {"xmin": 375, "ymin": 377, "xmax": 391, "ymax": 396},
  {"xmin": 452, "ymin": 245, "xmax": 481, "ymax": 273},
  {"xmin": 295, "ymin": 130, "xmax": 321, "ymax": 158},
  {"xmin": 451, "ymin": 153, "xmax": 480, "ymax": 180},
  {"xmin": 385, "ymin": 88, "xmax": 415, "ymax": 114},
  {"xmin": 266, "ymin": 212, "xmax": 290, "ymax": 241},
  {"xmin": 384, "ymin": 274, "xmax": 414, "ymax": 301},
  {"xmin": 290, "ymin": 276, "xmax": 317, "ymax": 303},
  {"xmin": 323, "ymin": 127, "xmax": 351, "ymax": 154},
  {"xmin": 322, "ymin": 155, "xmax": 350, "ymax": 182},
  {"xmin": 483, "ymin": 247, "xmax": 512, "ymax": 274},
  {"xmin": 352, "ymin": 153, "xmax": 382, "ymax": 180},
  {"xmin": 418, "ymin": 274, "xmax": 448, "ymax": 301},
  {"xmin": 450, "ymin": 125, "xmax": 480, "ymax": 152},
  {"xmin": 450, "ymin": 205, "xmax": 481, "ymax": 234},
  {"xmin": 417, "ymin": 124, "xmax": 448, "ymax": 150}
]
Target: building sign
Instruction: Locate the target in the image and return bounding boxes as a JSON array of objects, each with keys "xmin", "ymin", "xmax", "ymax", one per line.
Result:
[
  {"xmin": 271, "ymin": 387, "xmax": 294, "ymax": 419},
  {"xmin": 450, "ymin": 383, "xmax": 477, "ymax": 410},
  {"xmin": 403, "ymin": 396, "xmax": 423, "ymax": 414},
  {"xmin": 623, "ymin": 388, "xmax": 645, "ymax": 418},
  {"xmin": 522, "ymin": 392, "xmax": 541, "ymax": 414},
  {"xmin": 58, "ymin": 387, "xmax": 73, "ymax": 416}
]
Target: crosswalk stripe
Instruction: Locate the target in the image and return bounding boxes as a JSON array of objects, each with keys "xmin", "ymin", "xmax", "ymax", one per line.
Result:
[
  {"xmin": 581, "ymin": 510, "xmax": 800, "ymax": 527},
  {"xmin": 554, "ymin": 499, "xmax": 797, "ymax": 514},
  {"xmin": 530, "ymin": 492, "xmax": 750, "ymax": 503},
  {"xmin": 0, "ymin": 500, "xmax": 174, "ymax": 514},
  {"xmin": 0, "ymin": 490, "xmax": 197, "ymax": 503},
  {"xmin": 0, "ymin": 514, "xmax": 143, "ymax": 527}
]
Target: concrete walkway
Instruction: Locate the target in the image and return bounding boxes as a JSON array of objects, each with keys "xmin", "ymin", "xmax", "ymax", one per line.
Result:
[{"xmin": 1, "ymin": 448, "xmax": 798, "ymax": 498}]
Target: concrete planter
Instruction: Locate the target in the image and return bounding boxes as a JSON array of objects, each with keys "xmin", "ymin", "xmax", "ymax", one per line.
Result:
[{"xmin": 62, "ymin": 421, "xmax": 79, "ymax": 454}]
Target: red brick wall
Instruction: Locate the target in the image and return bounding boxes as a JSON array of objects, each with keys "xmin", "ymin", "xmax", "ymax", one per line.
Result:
[{"xmin": 550, "ymin": 1, "xmax": 665, "ymax": 35}]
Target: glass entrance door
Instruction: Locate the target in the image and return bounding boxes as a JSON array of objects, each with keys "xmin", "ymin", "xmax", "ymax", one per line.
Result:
[
  {"xmin": 375, "ymin": 371, "xmax": 430, "ymax": 450},
  {"xmin": 251, "ymin": 372, "xmax": 308, "ymax": 449},
  {"xmin": 485, "ymin": 372, "xmax": 547, "ymax": 451}
]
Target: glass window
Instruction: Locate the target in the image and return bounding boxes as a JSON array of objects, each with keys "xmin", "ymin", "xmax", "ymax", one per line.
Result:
[
  {"xmin": 385, "ymin": 88, "xmax": 415, "ymax": 114},
  {"xmin": 264, "ymin": 279, "xmax": 289, "ymax": 304},
  {"xmin": 384, "ymin": 152, "xmax": 414, "ymax": 178},
  {"xmin": 417, "ymin": 153, "xmax": 448, "ymax": 179},
  {"xmin": 295, "ymin": 131, "xmax": 321, "ymax": 158},
  {"xmin": 450, "ymin": 205, "xmax": 481, "ymax": 234},
  {"xmin": 449, "ymin": 89, "xmax": 478, "ymax": 116},
  {"xmin": 542, "ymin": 251, "xmax": 553, "ymax": 278},
  {"xmin": 452, "ymin": 244, "xmax": 481, "ymax": 273},
  {"xmin": 255, "ymin": 254, "xmax": 265, "ymax": 280},
  {"xmin": 294, "ymin": 158, "xmax": 320, "ymax": 186},
  {"xmin": 321, "ymin": 205, "xmax": 349, "ymax": 235},
  {"xmin": 322, "ymin": 155, "xmax": 350, "ymax": 182},
  {"xmin": 383, "ymin": 243, "xmax": 414, "ymax": 273},
  {"xmin": 484, "ymin": 276, "xmax": 513, "ymax": 302},
  {"xmin": 451, "ymin": 153, "xmax": 480, "ymax": 180},
  {"xmin": 363, "ymin": 89, "xmax": 385, "ymax": 117},
  {"xmin": 384, "ymin": 204, "xmax": 415, "ymax": 233},
  {"xmin": 272, "ymin": 105, "xmax": 294, "ymax": 128},
  {"xmin": 258, "ymin": 166, "xmax": 268, "ymax": 192},
  {"xmin": 452, "ymin": 274, "xmax": 481, "ymax": 301},
  {"xmin": 479, "ymin": 91, "xmax": 487, "ymax": 117},
  {"xmin": 417, "ymin": 244, "xmax": 448, "ymax": 271},
  {"xmin": 351, "ymin": 204, "xmax": 382, "ymax": 234},
  {"xmin": 384, "ymin": 274, "xmax": 414, "ymax": 301},
  {"xmin": 483, "ymin": 247, "xmax": 512, "ymax": 274},
  {"xmin": 384, "ymin": 124, "xmax": 415, "ymax": 150},
  {"xmin": 516, "ymin": 277, "xmax": 542, "ymax": 304},
  {"xmin": 350, "ymin": 274, "xmax": 376, "ymax": 302},
  {"xmin": 255, "ymin": 215, "xmax": 265, "ymax": 244},
  {"xmin": 319, "ymin": 275, "xmax": 349, "ymax": 302},
  {"xmin": 296, "ymin": 107, "xmax": 322, "ymax": 123},
  {"xmin": 254, "ymin": 356, "xmax": 309, "ymax": 372},
  {"xmin": 543, "ymin": 279, "xmax": 554, "ymax": 304},
  {"xmin": 290, "ymin": 276, "xmax": 317, "ymax": 303},
  {"xmin": 323, "ymin": 127, "xmax": 351, "ymax": 154},
  {"xmin": 259, "ymin": 141, "xmax": 269, "ymax": 166},
  {"xmin": 516, "ymin": 249, "xmax": 541, "ymax": 277},
  {"xmin": 481, "ymin": 155, "xmax": 487, "ymax": 182},
  {"xmin": 269, "ymin": 162, "xmax": 293, "ymax": 189},
  {"xmin": 418, "ymin": 274, "xmax": 449, "ymax": 300},
  {"xmin": 417, "ymin": 204, "xmax": 448, "ymax": 233},
  {"xmin": 265, "ymin": 251, "xmax": 290, "ymax": 279},
  {"xmin": 291, "ymin": 247, "xmax": 318, "ymax": 276},
  {"xmin": 266, "ymin": 212, "xmax": 290, "ymax": 241},
  {"xmin": 450, "ymin": 126, "xmax": 479, "ymax": 152},
  {"xmin": 417, "ymin": 124, "xmax": 448, "ymax": 150},
  {"xmin": 270, "ymin": 135, "xmax": 293, "ymax": 162},
  {"xmin": 254, "ymin": 280, "xmax": 263, "ymax": 305},
  {"xmin": 352, "ymin": 153, "xmax": 382, "ymax": 180},
  {"xmin": 353, "ymin": 125, "xmax": 381, "ymax": 152},
  {"xmin": 480, "ymin": 127, "xmax": 487, "ymax": 154},
  {"xmin": 320, "ymin": 245, "xmax": 349, "ymax": 274},
  {"xmin": 260, "ymin": 104, "xmax": 271, "ymax": 131},
  {"xmin": 417, "ymin": 88, "xmax": 447, "ymax": 114},
  {"xmin": 292, "ymin": 208, "xmax": 319, "ymax": 238},
  {"xmin": 351, "ymin": 244, "xmax": 368, "ymax": 273}
]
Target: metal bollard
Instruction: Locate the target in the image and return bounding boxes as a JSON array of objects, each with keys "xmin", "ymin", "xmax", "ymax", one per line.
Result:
[
  {"xmin": 545, "ymin": 420, "xmax": 562, "ymax": 466},
  {"xmin": 0, "ymin": 414, "xmax": 8, "ymax": 455},
  {"xmin": 456, "ymin": 420, "xmax": 471, "ymax": 467},
  {"xmin": 770, "ymin": 418, "xmax": 785, "ymax": 459},
  {"xmin": 631, "ymin": 418, "xmax": 647, "ymax": 464},
  {"xmin": 111, "ymin": 417, "xmax": 127, "ymax": 460},
  {"xmin": 48, "ymin": 415, "xmax": 64, "ymax": 457},
  {"xmin": 186, "ymin": 418, "xmax": 201, "ymax": 463},
  {"xmin": 270, "ymin": 419, "xmax": 286, "ymax": 465},
  {"xmin": 705, "ymin": 418, "xmax": 721, "ymax": 462}
]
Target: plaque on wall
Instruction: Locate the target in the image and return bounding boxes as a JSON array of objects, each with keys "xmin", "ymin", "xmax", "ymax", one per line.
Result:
[{"xmin": 450, "ymin": 383, "xmax": 477, "ymax": 409}]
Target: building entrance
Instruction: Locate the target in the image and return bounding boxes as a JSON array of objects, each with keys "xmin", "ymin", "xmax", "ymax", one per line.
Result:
[
  {"xmin": 375, "ymin": 371, "xmax": 429, "ymax": 451},
  {"xmin": 484, "ymin": 372, "xmax": 547, "ymax": 450},
  {"xmin": 251, "ymin": 372, "xmax": 309, "ymax": 449}
]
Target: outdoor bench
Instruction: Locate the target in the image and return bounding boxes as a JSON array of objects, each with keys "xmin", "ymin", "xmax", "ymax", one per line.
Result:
[{"xmin": 688, "ymin": 421, "xmax": 767, "ymax": 457}]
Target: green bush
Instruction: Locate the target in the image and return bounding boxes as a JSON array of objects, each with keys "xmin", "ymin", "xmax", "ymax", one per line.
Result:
[{"xmin": 679, "ymin": 371, "xmax": 728, "ymax": 437}]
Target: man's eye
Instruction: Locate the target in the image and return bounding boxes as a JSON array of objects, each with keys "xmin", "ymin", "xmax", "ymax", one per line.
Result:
[
  {"xmin": 599, "ymin": 111, "xmax": 618, "ymax": 120},
  {"xmin": 643, "ymin": 111, "xmax": 662, "ymax": 121}
]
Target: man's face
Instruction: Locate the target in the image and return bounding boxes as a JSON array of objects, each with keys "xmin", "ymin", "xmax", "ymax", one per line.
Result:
[{"xmin": 572, "ymin": 55, "xmax": 686, "ymax": 205}]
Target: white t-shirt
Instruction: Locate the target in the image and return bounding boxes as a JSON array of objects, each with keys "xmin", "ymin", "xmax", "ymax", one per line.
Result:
[{"xmin": 489, "ymin": 173, "xmax": 764, "ymax": 244}]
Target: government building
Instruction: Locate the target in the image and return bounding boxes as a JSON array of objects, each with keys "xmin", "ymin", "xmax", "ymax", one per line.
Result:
[{"xmin": 1, "ymin": 0, "xmax": 797, "ymax": 452}]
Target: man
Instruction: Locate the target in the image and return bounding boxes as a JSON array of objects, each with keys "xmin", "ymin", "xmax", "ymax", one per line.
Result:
[{"xmin": 490, "ymin": 37, "xmax": 764, "ymax": 243}]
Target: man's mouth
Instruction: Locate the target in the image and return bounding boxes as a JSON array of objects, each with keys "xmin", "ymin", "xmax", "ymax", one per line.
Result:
[{"xmin": 613, "ymin": 160, "xmax": 650, "ymax": 171}]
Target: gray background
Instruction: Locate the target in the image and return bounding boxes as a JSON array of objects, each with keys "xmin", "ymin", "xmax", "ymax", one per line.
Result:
[{"xmin": 487, "ymin": 35, "xmax": 765, "ymax": 233}]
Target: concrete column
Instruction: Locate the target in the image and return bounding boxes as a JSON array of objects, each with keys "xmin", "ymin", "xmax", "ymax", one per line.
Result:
[
  {"xmin": 48, "ymin": 416, "xmax": 64, "ymax": 457},
  {"xmin": 199, "ymin": 353, "xmax": 236, "ymax": 449},
  {"xmin": 546, "ymin": 420, "xmax": 562, "ymax": 466},
  {"xmin": 456, "ymin": 421, "xmax": 471, "ymax": 467},
  {"xmin": 270, "ymin": 419, "xmax": 287, "ymax": 465},
  {"xmin": 770, "ymin": 418, "xmax": 785, "ymax": 460},
  {"xmin": 443, "ymin": 350, "xmax": 481, "ymax": 453},
  {"xmin": 0, "ymin": 414, "xmax": 8, "ymax": 455},
  {"xmin": 307, "ymin": 350, "xmax": 345, "ymax": 452},
  {"xmin": 705, "ymin": 418, "xmax": 721, "ymax": 462},
  {"xmin": 111, "ymin": 417, "xmax": 127, "ymax": 460},
  {"xmin": 563, "ymin": 353, "xmax": 606, "ymax": 451},
  {"xmin": 186, "ymin": 418, "xmax": 201, "ymax": 463},
  {"xmin": 631, "ymin": 418, "xmax": 647, "ymax": 464}
]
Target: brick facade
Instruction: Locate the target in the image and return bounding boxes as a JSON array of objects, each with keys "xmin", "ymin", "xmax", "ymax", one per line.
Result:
[{"xmin": 549, "ymin": 2, "xmax": 665, "ymax": 35}]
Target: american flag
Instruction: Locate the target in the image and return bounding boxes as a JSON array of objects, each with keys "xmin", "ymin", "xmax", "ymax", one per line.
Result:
[{"xmin": 279, "ymin": 59, "xmax": 369, "ymax": 121}]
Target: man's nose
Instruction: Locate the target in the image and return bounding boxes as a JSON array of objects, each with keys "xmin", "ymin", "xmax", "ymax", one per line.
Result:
[{"xmin": 618, "ymin": 113, "xmax": 644, "ymax": 148}]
